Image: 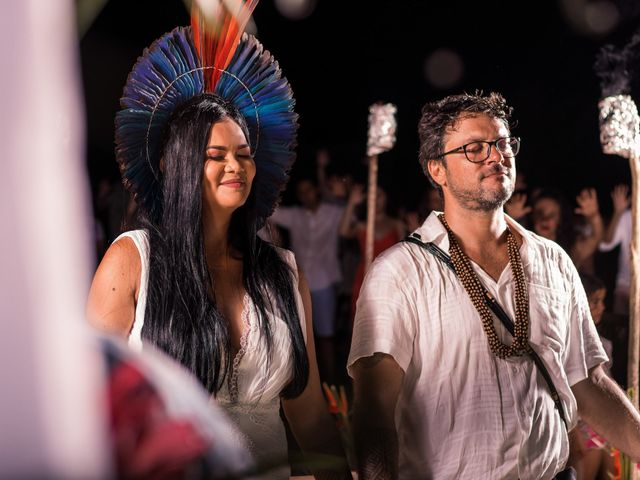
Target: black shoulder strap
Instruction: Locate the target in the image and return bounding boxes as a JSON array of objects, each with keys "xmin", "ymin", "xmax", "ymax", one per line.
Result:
[{"xmin": 403, "ymin": 233, "xmax": 568, "ymax": 430}]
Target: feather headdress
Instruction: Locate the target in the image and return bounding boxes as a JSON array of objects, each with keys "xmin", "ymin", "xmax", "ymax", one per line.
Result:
[{"xmin": 115, "ymin": 1, "xmax": 298, "ymax": 222}]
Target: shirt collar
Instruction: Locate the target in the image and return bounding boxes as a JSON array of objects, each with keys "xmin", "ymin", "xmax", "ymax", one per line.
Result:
[{"xmin": 413, "ymin": 211, "xmax": 450, "ymax": 252}]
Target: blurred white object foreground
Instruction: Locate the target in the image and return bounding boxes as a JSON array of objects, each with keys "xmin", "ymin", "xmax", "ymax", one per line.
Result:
[{"xmin": 0, "ymin": 0, "xmax": 109, "ymax": 477}]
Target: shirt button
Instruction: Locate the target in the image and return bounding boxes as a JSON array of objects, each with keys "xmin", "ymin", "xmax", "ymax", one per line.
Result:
[{"xmin": 512, "ymin": 366, "xmax": 518, "ymax": 373}]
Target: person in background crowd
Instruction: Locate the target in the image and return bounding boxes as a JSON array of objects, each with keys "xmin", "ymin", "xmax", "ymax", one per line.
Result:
[
  {"xmin": 526, "ymin": 187, "xmax": 603, "ymax": 273},
  {"xmin": 339, "ymin": 184, "xmax": 405, "ymax": 325},
  {"xmin": 599, "ymin": 184, "xmax": 632, "ymax": 315},
  {"xmin": 269, "ymin": 177, "xmax": 345, "ymax": 385}
]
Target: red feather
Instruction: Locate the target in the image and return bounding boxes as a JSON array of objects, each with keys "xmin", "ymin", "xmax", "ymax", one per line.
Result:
[{"xmin": 191, "ymin": 0, "xmax": 259, "ymax": 92}]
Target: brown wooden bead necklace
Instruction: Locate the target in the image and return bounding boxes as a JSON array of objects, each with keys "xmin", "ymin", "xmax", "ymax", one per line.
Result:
[{"xmin": 439, "ymin": 214, "xmax": 530, "ymax": 359}]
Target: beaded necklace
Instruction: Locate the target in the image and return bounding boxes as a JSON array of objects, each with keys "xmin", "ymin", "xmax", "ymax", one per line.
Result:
[{"xmin": 439, "ymin": 214, "xmax": 530, "ymax": 358}]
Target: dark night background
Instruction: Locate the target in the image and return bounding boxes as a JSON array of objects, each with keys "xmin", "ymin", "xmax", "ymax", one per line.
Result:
[{"xmin": 80, "ymin": 0, "xmax": 640, "ymax": 216}]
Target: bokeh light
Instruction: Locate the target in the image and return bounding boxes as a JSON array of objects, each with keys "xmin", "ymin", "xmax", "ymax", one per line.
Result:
[
  {"xmin": 274, "ymin": 0, "xmax": 317, "ymax": 20},
  {"xmin": 424, "ymin": 48, "xmax": 464, "ymax": 89},
  {"xmin": 585, "ymin": 0, "xmax": 619, "ymax": 34},
  {"xmin": 560, "ymin": 0, "xmax": 619, "ymax": 36}
]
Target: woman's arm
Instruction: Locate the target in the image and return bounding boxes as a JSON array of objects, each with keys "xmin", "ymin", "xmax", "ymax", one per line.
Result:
[
  {"xmin": 281, "ymin": 269, "xmax": 353, "ymax": 480},
  {"xmin": 601, "ymin": 184, "xmax": 630, "ymax": 245},
  {"xmin": 339, "ymin": 185, "xmax": 364, "ymax": 239},
  {"xmin": 86, "ymin": 237, "xmax": 140, "ymax": 337}
]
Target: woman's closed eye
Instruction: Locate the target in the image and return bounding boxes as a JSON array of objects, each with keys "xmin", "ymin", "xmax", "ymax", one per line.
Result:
[
  {"xmin": 206, "ymin": 150, "xmax": 253, "ymax": 162},
  {"xmin": 237, "ymin": 148, "xmax": 254, "ymax": 160}
]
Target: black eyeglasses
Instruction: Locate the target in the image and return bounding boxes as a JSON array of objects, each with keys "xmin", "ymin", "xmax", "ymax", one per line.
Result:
[{"xmin": 439, "ymin": 136, "xmax": 521, "ymax": 163}]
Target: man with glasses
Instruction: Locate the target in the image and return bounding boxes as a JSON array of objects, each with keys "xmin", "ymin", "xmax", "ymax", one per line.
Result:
[{"xmin": 348, "ymin": 91, "xmax": 640, "ymax": 479}]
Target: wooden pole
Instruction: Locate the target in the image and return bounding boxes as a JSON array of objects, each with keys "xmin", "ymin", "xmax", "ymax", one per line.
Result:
[
  {"xmin": 365, "ymin": 155, "xmax": 378, "ymax": 271},
  {"xmin": 365, "ymin": 101, "xmax": 396, "ymax": 272},
  {"xmin": 598, "ymin": 94, "xmax": 640, "ymax": 479},
  {"xmin": 628, "ymin": 149, "xmax": 640, "ymax": 409}
]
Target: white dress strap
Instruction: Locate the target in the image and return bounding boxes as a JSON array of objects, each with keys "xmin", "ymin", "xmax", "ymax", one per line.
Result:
[{"xmin": 113, "ymin": 230, "xmax": 149, "ymax": 351}]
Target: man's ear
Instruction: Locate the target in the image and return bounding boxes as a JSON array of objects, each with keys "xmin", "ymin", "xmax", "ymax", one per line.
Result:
[{"xmin": 428, "ymin": 159, "xmax": 446, "ymax": 188}]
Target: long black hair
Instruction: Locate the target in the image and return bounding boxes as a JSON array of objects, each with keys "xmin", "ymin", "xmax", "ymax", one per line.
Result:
[{"xmin": 140, "ymin": 93, "xmax": 308, "ymax": 397}]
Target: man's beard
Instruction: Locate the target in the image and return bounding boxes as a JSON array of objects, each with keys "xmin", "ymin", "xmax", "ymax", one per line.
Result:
[{"xmin": 446, "ymin": 166, "xmax": 514, "ymax": 212}]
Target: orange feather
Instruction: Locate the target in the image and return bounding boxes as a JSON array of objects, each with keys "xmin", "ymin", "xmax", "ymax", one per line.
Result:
[{"xmin": 191, "ymin": 0, "xmax": 259, "ymax": 91}]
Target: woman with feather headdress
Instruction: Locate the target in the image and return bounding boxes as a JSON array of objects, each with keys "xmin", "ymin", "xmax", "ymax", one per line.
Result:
[{"xmin": 86, "ymin": 3, "xmax": 352, "ymax": 479}]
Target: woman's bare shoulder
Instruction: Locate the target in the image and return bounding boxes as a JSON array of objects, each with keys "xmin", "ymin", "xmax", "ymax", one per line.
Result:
[{"xmin": 86, "ymin": 235, "xmax": 142, "ymax": 336}]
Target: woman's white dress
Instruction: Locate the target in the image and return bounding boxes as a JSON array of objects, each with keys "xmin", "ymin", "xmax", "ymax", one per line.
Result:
[{"xmin": 116, "ymin": 230, "xmax": 307, "ymax": 479}]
